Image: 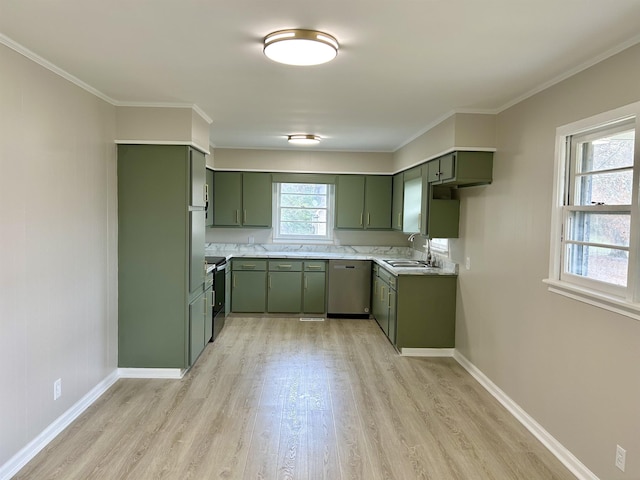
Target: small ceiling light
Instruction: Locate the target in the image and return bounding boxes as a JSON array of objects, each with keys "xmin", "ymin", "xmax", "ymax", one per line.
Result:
[
  {"xmin": 288, "ymin": 134, "xmax": 321, "ymax": 145},
  {"xmin": 264, "ymin": 29, "xmax": 339, "ymax": 66}
]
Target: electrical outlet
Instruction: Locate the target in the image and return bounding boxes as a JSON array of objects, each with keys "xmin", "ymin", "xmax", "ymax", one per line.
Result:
[
  {"xmin": 53, "ymin": 378, "xmax": 62, "ymax": 400},
  {"xmin": 615, "ymin": 445, "xmax": 626, "ymax": 471},
  {"xmin": 465, "ymin": 257, "xmax": 471, "ymax": 270}
]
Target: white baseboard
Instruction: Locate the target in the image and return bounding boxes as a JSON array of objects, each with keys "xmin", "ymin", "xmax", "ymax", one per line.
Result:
[
  {"xmin": 118, "ymin": 368, "xmax": 185, "ymax": 379},
  {"xmin": 453, "ymin": 351, "xmax": 599, "ymax": 480},
  {"xmin": 0, "ymin": 370, "xmax": 119, "ymax": 480},
  {"xmin": 400, "ymin": 347, "xmax": 455, "ymax": 357}
]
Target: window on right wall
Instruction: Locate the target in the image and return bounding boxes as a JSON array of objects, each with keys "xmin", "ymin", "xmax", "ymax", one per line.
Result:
[{"xmin": 547, "ymin": 101, "xmax": 640, "ymax": 318}]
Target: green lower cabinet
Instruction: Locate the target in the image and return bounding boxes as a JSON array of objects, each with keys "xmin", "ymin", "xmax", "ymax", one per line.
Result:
[
  {"xmin": 204, "ymin": 286, "xmax": 213, "ymax": 343},
  {"xmin": 232, "ymin": 270, "xmax": 267, "ymax": 312},
  {"xmin": 268, "ymin": 271, "xmax": 302, "ymax": 313},
  {"xmin": 303, "ymin": 271, "xmax": 326, "ymax": 313},
  {"xmin": 189, "ymin": 290, "xmax": 207, "ymax": 366},
  {"xmin": 388, "ymin": 289, "xmax": 397, "ymax": 345},
  {"xmin": 395, "ymin": 275, "xmax": 457, "ymax": 350}
]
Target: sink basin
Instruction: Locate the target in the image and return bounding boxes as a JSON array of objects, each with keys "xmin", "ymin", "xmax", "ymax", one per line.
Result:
[{"xmin": 383, "ymin": 259, "xmax": 437, "ymax": 268}]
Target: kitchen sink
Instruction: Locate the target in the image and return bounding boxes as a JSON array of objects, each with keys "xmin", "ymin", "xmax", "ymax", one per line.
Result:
[{"xmin": 383, "ymin": 259, "xmax": 438, "ymax": 268}]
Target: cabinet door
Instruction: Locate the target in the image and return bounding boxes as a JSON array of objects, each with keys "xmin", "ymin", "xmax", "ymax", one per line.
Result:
[
  {"xmin": 214, "ymin": 172, "xmax": 242, "ymax": 226},
  {"xmin": 204, "ymin": 286, "xmax": 213, "ymax": 343},
  {"xmin": 392, "ymin": 173, "xmax": 404, "ymax": 231},
  {"xmin": 303, "ymin": 271, "xmax": 326, "ymax": 313},
  {"xmin": 335, "ymin": 175, "xmax": 365, "ymax": 228},
  {"xmin": 190, "ymin": 149, "xmax": 206, "ymax": 208},
  {"xmin": 189, "ymin": 210, "xmax": 206, "ymax": 294},
  {"xmin": 205, "ymin": 168, "xmax": 214, "ymax": 227},
  {"xmin": 438, "ymin": 153, "xmax": 456, "ymax": 183},
  {"xmin": 364, "ymin": 176, "xmax": 392, "ymax": 229},
  {"xmin": 189, "ymin": 291, "xmax": 206, "ymax": 366},
  {"xmin": 268, "ymin": 271, "xmax": 302, "ymax": 313},
  {"xmin": 232, "ymin": 271, "xmax": 266, "ymax": 312},
  {"xmin": 388, "ymin": 289, "xmax": 397, "ymax": 346},
  {"xmin": 243, "ymin": 172, "xmax": 272, "ymax": 227}
]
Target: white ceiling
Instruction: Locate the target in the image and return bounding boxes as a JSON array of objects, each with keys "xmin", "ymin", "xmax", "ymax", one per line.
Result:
[{"xmin": 1, "ymin": 1, "xmax": 640, "ymax": 152}]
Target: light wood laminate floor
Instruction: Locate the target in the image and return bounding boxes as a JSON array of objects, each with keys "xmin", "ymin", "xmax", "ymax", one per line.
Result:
[{"xmin": 15, "ymin": 317, "xmax": 576, "ymax": 479}]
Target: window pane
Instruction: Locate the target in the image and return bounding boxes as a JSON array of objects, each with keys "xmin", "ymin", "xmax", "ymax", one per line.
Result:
[
  {"xmin": 281, "ymin": 208, "xmax": 327, "ymax": 222},
  {"xmin": 276, "ymin": 182, "xmax": 331, "ymax": 240},
  {"xmin": 281, "ymin": 183, "xmax": 327, "ymax": 194},
  {"xmin": 574, "ymin": 170, "xmax": 632, "ymax": 205},
  {"xmin": 578, "ymin": 129, "xmax": 634, "ymax": 173},
  {"xmin": 565, "ymin": 244, "xmax": 628, "ymax": 287},
  {"xmin": 281, "ymin": 193, "xmax": 327, "ymax": 208},
  {"xmin": 280, "ymin": 222, "xmax": 324, "ymax": 235},
  {"xmin": 567, "ymin": 211, "xmax": 630, "ymax": 247}
]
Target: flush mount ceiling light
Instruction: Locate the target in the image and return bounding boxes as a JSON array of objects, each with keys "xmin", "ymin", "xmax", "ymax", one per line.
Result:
[
  {"xmin": 288, "ymin": 134, "xmax": 321, "ymax": 145},
  {"xmin": 264, "ymin": 29, "xmax": 339, "ymax": 66}
]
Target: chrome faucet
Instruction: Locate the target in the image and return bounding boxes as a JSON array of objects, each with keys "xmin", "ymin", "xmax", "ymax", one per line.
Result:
[{"xmin": 408, "ymin": 233, "xmax": 418, "ymax": 242}]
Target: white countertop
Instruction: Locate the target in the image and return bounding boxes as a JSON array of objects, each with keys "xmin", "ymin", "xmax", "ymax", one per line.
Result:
[{"xmin": 205, "ymin": 245, "xmax": 457, "ymax": 276}]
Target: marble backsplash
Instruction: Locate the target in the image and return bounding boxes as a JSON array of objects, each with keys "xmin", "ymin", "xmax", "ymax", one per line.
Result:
[{"xmin": 205, "ymin": 242, "xmax": 453, "ymax": 269}]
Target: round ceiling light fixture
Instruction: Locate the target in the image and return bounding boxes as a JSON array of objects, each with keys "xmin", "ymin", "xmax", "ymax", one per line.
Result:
[
  {"xmin": 264, "ymin": 29, "xmax": 339, "ymax": 66},
  {"xmin": 288, "ymin": 134, "xmax": 321, "ymax": 146}
]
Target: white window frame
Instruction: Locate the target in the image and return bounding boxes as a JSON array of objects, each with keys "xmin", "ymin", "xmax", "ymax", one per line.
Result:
[
  {"xmin": 545, "ymin": 101, "xmax": 640, "ymax": 321},
  {"xmin": 272, "ymin": 182, "xmax": 335, "ymax": 243}
]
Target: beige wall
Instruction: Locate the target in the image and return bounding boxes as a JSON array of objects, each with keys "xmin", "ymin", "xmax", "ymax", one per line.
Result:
[
  {"xmin": 393, "ymin": 113, "xmax": 496, "ymax": 172},
  {"xmin": 0, "ymin": 44, "xmax": 118, "ymax": 467},
  {"xmin": 116, "ymin": 106, "xmax": 210, "ymax": 153},
  {"xmin": 454, "ymin": 44, "xmax": 640, "ymax": 479},
  {"xmin": 212, "ymin": 148, "xmax": 394, "ymax": 174}
]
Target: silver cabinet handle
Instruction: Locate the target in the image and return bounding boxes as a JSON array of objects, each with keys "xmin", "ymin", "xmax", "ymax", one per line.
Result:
[
  {"xmin": 367, "ymin": 213, "xmax": 371, "ymax": 225},
  {"xmin": 204, "ymin": 184, "xmax": 208, "ymax": 203},
  {"xmin": 268, "ymin": 274, "xmax": 272, "ymax": 289},
  {"xmin": 244, "ymin": 210, "xmax": 247, "ymax": 223},
  {"xmin": 360, "ymin": 212, "xmax": 363, "ymax": 226},
  {"xmin": 304, "ymin": 276, "xmax": 308, "ymax": 290},
  {"xmin": 307, "ymin": 265, "xmax": 322, "ymax": 270},
  {"xmin": 397, "ymin": 212, "xmax": 402, "ymax": 228},
  {"xmin": 235, "ymin": 210, "xmax": 240, "ymax": 224}
]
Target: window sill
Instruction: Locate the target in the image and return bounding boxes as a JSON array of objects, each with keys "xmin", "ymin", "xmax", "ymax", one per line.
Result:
[{"xmin": 543, "ymin": 278, "xmax": 640, "ymax": 322}]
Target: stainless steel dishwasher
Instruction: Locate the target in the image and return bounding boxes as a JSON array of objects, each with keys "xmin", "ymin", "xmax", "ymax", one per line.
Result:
[{"xmin": 327, "ymin": 260, "xmax": 371, "ymax": 317}]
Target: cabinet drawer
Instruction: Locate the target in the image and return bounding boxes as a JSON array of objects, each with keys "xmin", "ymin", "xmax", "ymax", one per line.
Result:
[
  {"xmin": 378, "ymin": 268, "xmax": 396, "ymax": 290},
  {"xmin": 304, "ymin": 261, "xmax": 326, "ymax": 272},
  {"xmin": 268, "ymin": 260, "xmax": 303, "ymax": 271},
  {"xmin": 232, "ymin": 259, "xmax": 267, "ymax": 271}
]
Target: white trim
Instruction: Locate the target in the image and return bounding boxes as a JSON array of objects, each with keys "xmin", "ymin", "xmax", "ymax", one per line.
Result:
[
  {"xmin": 212, "ymin": 146, "xmax": 497, "ymax": 176},
  {"xmin": 0, "ymin": 33, "xmax": 117, "ymax": 105},
  {"xmin": 0, "ymin": 370, "xmax": 119, "ymax": 480},
  {"xmin": 400, "ymin": 347, "xmax": 455, "ymax": 357},
  {"xmin": 113, "ymin": 102, "xmax": 213, "ymax": 125},
  {"xmin": 117, "ymin": 368, "xmax": 185, "ymax": 379},
  {"xmin": 543, "ymin": 278, "xmax": 640, "ymax": 322},
  {"xmin": 453, "ymin": 351, "xmax": 599, "ymax": 480},
  {"xmin": 496, "ymin": 34, "xmax": 640, "ymax": 114},
  {"xmin": 114, "ymin": 140, "xmax": 210, "ymax": 155},
  {"xmin": 0, "ymin": 34, "xmax": 213, "ymax": 127}
]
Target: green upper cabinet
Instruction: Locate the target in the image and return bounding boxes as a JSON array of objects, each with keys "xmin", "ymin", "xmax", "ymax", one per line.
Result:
[
  {"xmin": 420, "ymin": 179, "xmax": 460, "ymax": 239},
  {"xmin": 365, "ymin": 175, "xmax": 392, "ymax": 229},
  {"xmin": 205, "ymin": 168, "xmax": 214, "ymax": 227},
  {"xmin": 402, "ymin": 166, "xmax": 422, "ymax": 234},
  {"xmin": 335, "ymin": 175, "xmax": 392, "ymax": 229},
  {"xmin": 335, "ymin": 175, "xmax": 365, "ymax": 228},
  {"xmin": 427, "ymin": 151, "xmax": 493, "ymax": 187},
  {"xmin": 242, "ymin": 172, "xmax": 272, "ymax": 227},
  {"xmin": 392, "ymin": 173, "xmax": 404, "ymax": 231},
  {"xmin": 213, "ymin": 171, "xmax": 271, "ymax": 227}
]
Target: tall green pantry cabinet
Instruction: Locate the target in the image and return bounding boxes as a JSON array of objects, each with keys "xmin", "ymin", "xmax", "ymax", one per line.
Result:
[{"xmin": 118, "ymin": 144, "xmax": 209, "ymax": 370}]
